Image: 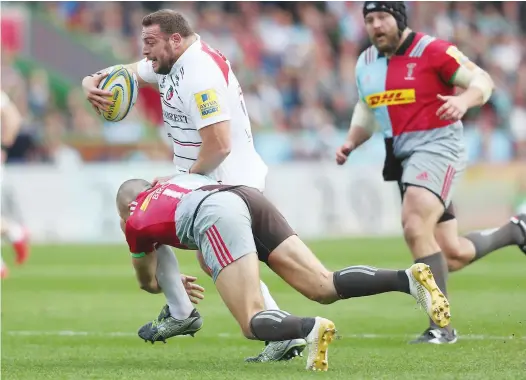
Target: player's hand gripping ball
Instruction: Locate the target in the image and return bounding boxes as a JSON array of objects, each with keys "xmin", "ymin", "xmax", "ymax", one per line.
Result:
[{"xmin": 97, "ymin": 65, "xmax": 139, "ymax": 122}]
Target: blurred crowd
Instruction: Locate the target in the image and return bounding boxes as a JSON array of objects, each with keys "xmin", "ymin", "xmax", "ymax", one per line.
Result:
[{"xmin": 2, "ymin": 1, "xmax": 526, "ymax": 164}]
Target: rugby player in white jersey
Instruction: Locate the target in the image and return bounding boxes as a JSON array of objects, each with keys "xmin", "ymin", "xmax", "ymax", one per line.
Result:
[
  {"xmin": 0, "ymin": 90, "xmax": 31, "ymax": 278},
  {"xmin": 81, "ymin": 9, "xmax": 305, "ymax": 361}
]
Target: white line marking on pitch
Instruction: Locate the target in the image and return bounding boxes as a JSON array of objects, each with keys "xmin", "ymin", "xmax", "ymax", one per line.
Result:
[{"xmin": 5, "ymin": 331, "xmax": 525, "ymax": 341}]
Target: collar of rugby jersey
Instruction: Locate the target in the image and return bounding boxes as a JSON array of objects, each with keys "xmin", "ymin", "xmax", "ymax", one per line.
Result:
[
  {"xmin": 378, "ymin": 31, "xmax": 417, "ymax": 58},
  {"xmin": 169, "ymin": 33, "xmax": 202, "ymax": 75}
]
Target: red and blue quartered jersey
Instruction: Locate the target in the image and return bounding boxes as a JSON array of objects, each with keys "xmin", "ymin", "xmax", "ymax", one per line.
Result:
[
  {"xmin": 356, "ymin": 32, "xmax": 463, "ymax": 140},
  {"xmin": 125, "ymin": 182, "xmax": 193, "ymax": 254}
]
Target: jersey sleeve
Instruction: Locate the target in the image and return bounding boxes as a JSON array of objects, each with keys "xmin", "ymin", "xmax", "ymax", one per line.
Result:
[
  {"xmin": 185, "ymin": 66, "xmax": 231, "ymax": 130},
  {"xmin": 355, "ymin": 52, "xmax": 369, "ymax": 104},
  {"xmin": 428, "ymin": 40, "xmax": 474, "ymax": 85},
  {"xmin": 125, "ymin": 220, "xmax": 155, "ymax": 254},
  {"xmin": 136, "ymin": 58, "xmax": 159, "ymax": 84}
]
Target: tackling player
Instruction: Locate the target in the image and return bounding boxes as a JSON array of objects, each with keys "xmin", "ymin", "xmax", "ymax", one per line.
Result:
[
  {"xmin": 116, "ymin": 173, "xmax": 452, "ymax": 372},
  {"xmin": 81, "ymin": 9, "xmax": 304, "ymax": 361},
  {"xmin": 335, "ymin": 1, "xmax": 526, "ymax": 344},
  {"xmin": 0, "ymin": 90, "xmax": 30, "ymax": 278}
]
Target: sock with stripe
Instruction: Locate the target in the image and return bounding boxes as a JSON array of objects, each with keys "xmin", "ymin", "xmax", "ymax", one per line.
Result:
[
  {"xmin": 249, "ymin": 310, "xmax": 315, "ymax": 341},
  {"xmin": 333, "ymin": 265, "xmax": 410, "ymax": 299},
  {"xmin": 155, "ymin": 244, "xmax": 195, "ymax": 320},
  {"xmin": 464, "ymin": 220, "xmax": 524, "ymax": 263}
]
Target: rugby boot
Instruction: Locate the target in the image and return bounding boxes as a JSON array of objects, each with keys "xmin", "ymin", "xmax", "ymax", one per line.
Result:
[
  {"xmin": 510, "ymin": 214, "xmax": 526, "ymax": 254},
  {"xmin": 409, "ymin": 327, "xmax": 458, "ymax": 344},
  {"xmin": 245, "ymin": 339, "xmax": 307, "ymax": 363},
  {"xmin": 305, "ymin": 317, "xmax": 337, "ymax": 371},
  {"xmin": 406, "ymin": 263, "xmax": 451, "ymax": 328},
  {"xmin": 138, "ymin": 304, "xmax": 203, "ymax": 344}
]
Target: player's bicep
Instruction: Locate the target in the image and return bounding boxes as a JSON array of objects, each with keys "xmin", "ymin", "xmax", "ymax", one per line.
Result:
[
  {"xmin": 351, "ymin": 100, "xmax": 376, "ymax": 134},
  {"xmin": 450, "ymin": 62, "xmax": 489, "ymax": 88},
  {"xmin": 431, "ymin": 43, "xmax": 470, "ymax": 85},
  {"xmin": 131, "ymin": 59, "xmax": 159, "ymax": 88}
]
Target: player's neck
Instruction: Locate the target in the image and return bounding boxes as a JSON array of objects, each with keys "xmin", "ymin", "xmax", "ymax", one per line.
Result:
[
  {"xmin": 385, "ymin": 28, "xmax": 413, "ymax": 58},
  {"xmin": 174, "ymin": 34, "xmax": 198, "ymax": 62}
]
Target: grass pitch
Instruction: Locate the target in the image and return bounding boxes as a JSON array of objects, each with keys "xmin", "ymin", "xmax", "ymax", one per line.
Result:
[{"xmin": 2, "ymin": 238, "xmax": 525, "ymax": 379}]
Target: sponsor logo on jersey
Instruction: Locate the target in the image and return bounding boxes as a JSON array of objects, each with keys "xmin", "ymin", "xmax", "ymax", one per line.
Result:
[
  {"xmin": 365, "ymin": 89, "xmax": 416, "ymax": 108},
  {"xmin": 405, "ymin": 63, "xmax": 417, "ymax": 80},
  {"xmin": 140, "ymin": 184, "xmax": 168, "ymax": 211},
  {"xmin": 194, "ymin": 89, "xmax": 221, "ymax": 119},
  {"xmin": 163, "ymin": 110, "xmax": 188, "ymax": 124},
  {"xmin": 446, "ymin": 46, "xmax": 475, "ymax": 70},
  {"xmin": 166, "ymin": 86, "xmax": 174, "ymax": 101}
]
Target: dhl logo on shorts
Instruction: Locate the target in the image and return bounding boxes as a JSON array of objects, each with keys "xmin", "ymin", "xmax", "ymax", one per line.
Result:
[{"xmin": 365, "ymin": 89, "xmax": 416, "ymax": 108}]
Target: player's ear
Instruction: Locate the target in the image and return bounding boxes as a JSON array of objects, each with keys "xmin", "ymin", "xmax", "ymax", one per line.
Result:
[{"xmin": 170, "ymin": 33, "xmax": 182, "ymax": 47}]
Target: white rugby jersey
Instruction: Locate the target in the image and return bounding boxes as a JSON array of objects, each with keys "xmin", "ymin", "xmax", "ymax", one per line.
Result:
[{"xmin": 137, "ymin": 35, "xmax": 268, "ymax": 191}]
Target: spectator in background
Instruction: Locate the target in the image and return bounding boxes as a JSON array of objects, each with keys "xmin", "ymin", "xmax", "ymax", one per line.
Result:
[
  {"xmin": 511, "ymin": 61, "xmax": 526, "ymax": 159},
  {"xmin": 4, "ymin": 1, "xmax": 526, "ymax": 163},
  {"xmin": 40, "ymin": 109, "xmax": 83, "ymax": 168},
  {"xmin": 514, "ymin": 172, "xmax": 526, "ymax": 215}
]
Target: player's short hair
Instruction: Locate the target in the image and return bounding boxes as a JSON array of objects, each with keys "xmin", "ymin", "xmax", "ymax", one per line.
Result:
[
  {"xmin": 142, "ymin": 9, "xmax": 193, "ymax": 37},
  {"xmin": 116, "ymin": 179, "xmax": 151, "ymax": 217}
]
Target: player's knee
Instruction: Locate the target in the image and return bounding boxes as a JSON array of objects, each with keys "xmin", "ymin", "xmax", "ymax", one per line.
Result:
[
  {"xmin": 402, "ymin": 214, "xmax": 428, "ymax": 243},
  {"xmin": 305, "ymin": 274, "xmax": 337, "ymax": 305},
  {"xmin": 441, "ymin": 241, "xmax": 462, "ymax": 261},
  {"xmin": 441, "ymin": 245, "xmax": 464, "ymax": 272}
]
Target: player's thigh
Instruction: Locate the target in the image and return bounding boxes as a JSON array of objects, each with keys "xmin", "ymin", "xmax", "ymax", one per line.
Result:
[
  {"xmin": 194, "ymin": 191, "xmax": 264, "ymax": 335},
  {"xmin": 268, "ymin": 235, "xmax": 337, "ymax": 304},
  {"xmin": 402, "ymin": 148, "xmax": 465, "ymax": 209},
  {"xmin": 194, "ymin": 191, "xmax": 257, "ymax": 282},
  {"xmin": 215, "ymin": 252, "xmax": 264, "ymax": 338}
]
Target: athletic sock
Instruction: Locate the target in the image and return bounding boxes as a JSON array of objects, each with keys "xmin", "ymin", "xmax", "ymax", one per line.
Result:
[
  {"xmin": 415, "ymin": 252, "xmax": 449, "ymax": 329},
  {"xmin": 332, "ymin": 265, "xmax": 409, "ymax": 299},
  {"xmin": 465, "ymin": 221, "xmax": 523, "ymax": 262},
  {"xmin": 155, "ymin": 245, "xmax": 195, "ymax": 320},
  {"xmin": 249, "ymin": 310, "xmax": 315, "ymax": 341},
  {"xmin": 259, "ymin": 280, "xmax": 280, "ymax": 310}
]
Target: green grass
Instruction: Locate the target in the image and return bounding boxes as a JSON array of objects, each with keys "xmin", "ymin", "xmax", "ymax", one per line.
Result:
[{"xmin": 2, "ymin": 238, "xmax": 525, "ymax": 379}]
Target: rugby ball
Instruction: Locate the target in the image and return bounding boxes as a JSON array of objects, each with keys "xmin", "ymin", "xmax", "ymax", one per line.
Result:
[{"xmin": 97, "ymin": 65, "xmax": 139, "ymax": 122}]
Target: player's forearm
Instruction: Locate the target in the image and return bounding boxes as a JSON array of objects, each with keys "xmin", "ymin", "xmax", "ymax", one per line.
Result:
[
  {"xmin": 346, "ymin": 126, "xmax": 372, "ymax": 149},
  {"xmin": 345, "ymin": 101, "xmax": 375, "ymax": 148},
  {"xmin": 132, "ymin": 252, "xmax": 160, "ymax": 292},
  {"xmin": 189, "ymin": 146, "xmax": 231, "ymax": 175},
  {"xmin": 82, "ymin": 62, "xmax": 150, "ymax": 88},
  {"xmin": 140, "ymin": 279, "xmax": 162, "ymax": 294}
]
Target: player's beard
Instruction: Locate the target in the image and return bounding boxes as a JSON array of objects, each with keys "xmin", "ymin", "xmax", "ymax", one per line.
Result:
[
  {"xmin": 155, "ymin": 59, "xmax": 171, "ymax": 75},
  {"xmin": 373, "ymin": 33, "xmax": 401, "ymax": 56},
  {"xmin": 155, "ymin": 55, "xmax": 178, "ymax": 75}
]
